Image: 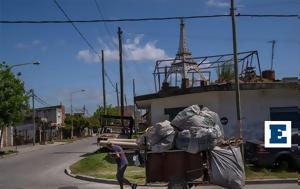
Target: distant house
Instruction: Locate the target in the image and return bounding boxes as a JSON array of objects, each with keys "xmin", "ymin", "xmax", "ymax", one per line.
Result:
[{"xmin": 14, "ymin": 105, "xmax": 65, "ymax": 145}]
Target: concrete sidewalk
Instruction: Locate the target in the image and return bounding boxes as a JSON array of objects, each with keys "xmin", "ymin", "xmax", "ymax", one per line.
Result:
[{"xmin": 0, "ymin": 141, "xmax": 67, "ymax": 158}]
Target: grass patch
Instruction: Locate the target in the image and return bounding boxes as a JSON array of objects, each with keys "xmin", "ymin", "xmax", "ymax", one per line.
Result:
[
  {"xmin": 0, "ymin": 150, "xmax": 17, "ymax": 156},
  {"xmin": 245, "ymin": 165, "xmax": 298, "ymax": 179},
  {"xmin": 70, "ymin": 152, "xmax": 145, "ymax": 184},
  {"xmin": 70, "ymin": 152, "xmax": 299, "ymax": 184}
]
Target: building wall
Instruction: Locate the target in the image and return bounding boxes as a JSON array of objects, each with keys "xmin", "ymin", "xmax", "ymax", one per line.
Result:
[
  {"xmin": 37, "ymin": 109, "xmax": 57, "ymax": 124},
  {"xmin": 149, "ymin": 88, "xmax": 300, "ymax": 140},
  {"xmin": 0, "ymin": 126, "xmax": 14, "ymax": 148}
]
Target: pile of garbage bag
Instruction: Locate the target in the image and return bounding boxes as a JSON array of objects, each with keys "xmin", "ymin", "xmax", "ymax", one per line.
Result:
[
  {"xmin": 136, "ymin": 104, "xmax": 245, "ymax": 188},
  {"xmin": 210, "ymin": 146, "xmax": 245, "ymax": 189},
  {"xmin": 136, "ymin": 120, "xmax": 176, "ymax": 153},
  {"xmin": 173, "ymin": 106, "xmax": 224, "ymax": 153},
  {"xmin": 136, "ymin": 105, "xmax": 224, "ymax": 153}
]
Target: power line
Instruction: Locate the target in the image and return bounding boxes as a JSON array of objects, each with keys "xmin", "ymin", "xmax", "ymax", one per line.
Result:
[
  {"xmin": 1, "ymin": 14, "xmax": 299, "ymax": 24},
  {"xmin": 94, "ymin": 0, "xmax": 114, "ymax": 37},
  {"xmin": 34, "ymin": 94, "xmax": 51, "ymax": 106},
  {"xmin": 26, "ymin": 90, "xmax": 51, "ymax": 106},
  {"xmin": 93, "ymin": 0, "xmax": 118, "ymax": 91},
  {"xmin": 54, "ymin": 0, "xmax": 98, "ymax": 54},
  {"xmin": 54, "ymin": 0, "xmax": 116, "ymax": 91},
  {"xmin": 92, "ymin": 0, "xmax": 131, "ymax": 102}
]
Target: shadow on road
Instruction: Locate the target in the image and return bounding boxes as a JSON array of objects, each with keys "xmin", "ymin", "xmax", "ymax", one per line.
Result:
[
  {"xmin": 57, "ymin": 187, "xmax": 79, "ymax": 189},
  {"xmin": 52, "ymin": 152, "xmax": 90, "ymax": 154}
]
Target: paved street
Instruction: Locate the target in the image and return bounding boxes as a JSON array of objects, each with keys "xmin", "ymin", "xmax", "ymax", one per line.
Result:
[{"xmin": 0, "ymin": 136, "xmax": 298, "ymax": 189}]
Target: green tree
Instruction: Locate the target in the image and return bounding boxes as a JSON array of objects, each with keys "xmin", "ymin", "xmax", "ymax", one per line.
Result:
[
  {"xmin": 64, "ymin": 114, "xmax": 89, "ymax": 137},
  {"xmin": 92, "ymin": 105, "xmax": 119, "ymax": 126},
  {"xmin": 0, "ymin": 62, "xmax": 29, "ymax": 147},
  {"xmin": 217, "ymin": 62, "xmax": 235, "ymax": 82}
]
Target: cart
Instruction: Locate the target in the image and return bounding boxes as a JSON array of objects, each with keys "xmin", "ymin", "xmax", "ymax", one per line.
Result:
[{"xmin": 145, "ymin": 150, "xmax": 211, "ymax": 189}]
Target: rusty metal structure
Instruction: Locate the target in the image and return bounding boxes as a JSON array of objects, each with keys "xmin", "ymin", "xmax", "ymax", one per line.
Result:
[{"xmin": 153, "ymin": 19, "xmax": 262, "ymax": 92}]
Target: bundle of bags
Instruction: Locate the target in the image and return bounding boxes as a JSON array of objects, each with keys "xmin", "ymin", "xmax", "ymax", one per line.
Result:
[
  {"xmin": 136, "ymin": 120, "xmax": 176, "ymax": 153},
  {"xmin": 136, "ymin": 105, "xmax": 245, "ymax": 188},
  {"xmin": 173, "ymin": 105, "xmax": 224, "ymax": 153},
  {"xmin": 136, "ymin": 105, "xmax": 224, "ymax": 153}
]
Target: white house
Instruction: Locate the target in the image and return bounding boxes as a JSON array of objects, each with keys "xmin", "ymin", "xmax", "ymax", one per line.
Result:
[
  {"xmin": 135, "ymin": 19, "xmax": 300, "ymax": 141},
  {"xmin": 135, "ymin": 81, "xmax": 300, "ymax": 140},
  {"xmin": 14, "ymin": 105, "xmax": 65, "ymax": 145}
]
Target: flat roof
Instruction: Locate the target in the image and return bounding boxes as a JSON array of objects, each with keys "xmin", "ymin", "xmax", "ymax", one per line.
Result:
[
  {"xmin": 135, "ymin": 82, "xmax": 300, "ymax": 102},
  {"xmin": 36, "ymin": 105, "xmax": 64, "ymax": 111}
]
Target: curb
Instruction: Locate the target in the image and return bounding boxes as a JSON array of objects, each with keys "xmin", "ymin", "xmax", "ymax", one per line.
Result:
[
  {"xmin": 65, "ymin": 168, "xmax": 118, "ymax": 185},
  {"xmin": 245, "ymin": 178, "xmax": 299, "ymax": 185},
  {"xmin": 65, "ymin": 167, "xmax": 299, "ymax": 186},
  {"xmin": 0, "ymin": 145, "xmax": 55, "ymax": 159},
  {"xmin": 0, "ymin": 152, "xmax": 18, "ymax": 159},
  {"xmin": 65, "ymin": 167, "xmax": 167, "ymax": 187},
  {"xmin": 0, "ymin": 140, "xmax": 80, "ymax": 159}
]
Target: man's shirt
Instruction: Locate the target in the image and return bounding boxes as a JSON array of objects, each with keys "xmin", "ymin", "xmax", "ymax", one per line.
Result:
[{"xmin": 112, "ymin": 145, "xmax": 128, "ymax": 167}]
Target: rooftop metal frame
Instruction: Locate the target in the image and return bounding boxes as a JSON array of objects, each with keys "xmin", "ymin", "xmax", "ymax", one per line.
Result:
[{"xmin": 153, "ymin": 50, "xmax": 261, "ymax": 92}]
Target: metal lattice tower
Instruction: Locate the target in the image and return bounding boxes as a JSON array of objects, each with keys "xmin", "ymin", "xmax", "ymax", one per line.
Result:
[{"xmin": 164, "ymin": 19, "xmax": 206, "ymax": 87}]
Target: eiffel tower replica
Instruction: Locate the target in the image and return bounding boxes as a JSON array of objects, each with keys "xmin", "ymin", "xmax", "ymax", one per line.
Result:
[{"xmin": 163, "ymin": 18, "xmax": 206, "ymax": 89}]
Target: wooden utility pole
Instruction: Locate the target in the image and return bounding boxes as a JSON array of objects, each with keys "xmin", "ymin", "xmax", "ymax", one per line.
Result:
[
  {"xmin": 118, "ymin": 27, "xmax": 125, "ymax": 127},
  {"xmin": 133, "ymin": 79, "xmax": 137, "ymax": 132},
  {"xmin": 31, "ymin": 89, "xmax": 36, "ymax": 146},
  {"xmin": 125, "ymin": 94, "xmax": 127, "ymax": 107},
  {"xmin": 230, "ymin": 0, "xmax": 243, "ymax": 156},
  {"xmin": 269, "ymin": 40, "xmax": 276, "ymax": 70},
  {"xmin": 116, "ymin": 83, "xmax": 120, "ymax": 114},
  {"xmin": 101, "ymin": 50, "xmax": 107, "ymax": 114}
]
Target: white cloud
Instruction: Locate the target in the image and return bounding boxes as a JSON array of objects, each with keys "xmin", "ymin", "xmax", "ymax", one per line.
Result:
[
  {"xmin": 16, "ymin": 40, "xmax": 43, "ymax": 49},
  {"xmin": 77, "ymin": 49, "xmax": 98, "ymax": 63},
  {"xmin": 16, "ymin": 43, "xmax": 30, "ymax": 49},
  {"xmin": 32, "ymin": 40, "xmax": 41, "ymax": 45},
  {"xmin": 77, "ymin": 35, "xmax": 169, "ymax": 63},
  {"xmin": 206, "ymin": 0, "xmax": 230, "ymax": 7}
]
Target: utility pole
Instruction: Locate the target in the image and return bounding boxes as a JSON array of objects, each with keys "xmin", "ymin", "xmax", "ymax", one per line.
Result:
[
  {"xmin": 101, "ymin": 50, "xmax": 107, "ymax": 114},
  {"xmin": 133, "ymin": 79, "xmax": 137, "ymax": 132},
  {"xmin": 125, "ymin": 95, "xmax": 128, "ymax": 110},
  {"xmin": 70, "ymin": 94, "xmax": 73, "ymax": 139},
  {"xmin": 83, "ymin": 105, "xmax": 86, "ymax": 116},
  {"xmin": 116, "ymin": 83, "xmax": 120, "ymax": 114},
  {"xmin": 230, "ymin": 0, "xmax": 243, "ymax": 156},
  {"xmin": 118, "ymin": 27, "xmax": 125, "ymax": 127},
  {"xmin": 269, "ymin": 40, "xmax": 276, "ymax": 70},
  {"xmin": 31, "ymin": 89, "xmax": 36, "ymax": 146}
]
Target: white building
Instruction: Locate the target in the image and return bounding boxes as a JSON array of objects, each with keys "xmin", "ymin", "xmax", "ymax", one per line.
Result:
[
  {"xmin": 135, "ymin": 82, "xmax": 300, "ymax": 140},
  {"xmin": 14, "ymin": 105, "xmax": 65, "ymax": 145},
  {"xmin": 135, "ymin": 19, "xmax": 300, "ymax": 140}
]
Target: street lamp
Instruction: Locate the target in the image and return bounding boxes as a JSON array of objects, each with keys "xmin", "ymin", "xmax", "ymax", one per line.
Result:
[
  {"xmin": 70, "ymin": 89, "xmax": 85, "ymax": 139},
  {"xmin": 6, "ymin": 61, "xmax": 40, "ymax": 70}
]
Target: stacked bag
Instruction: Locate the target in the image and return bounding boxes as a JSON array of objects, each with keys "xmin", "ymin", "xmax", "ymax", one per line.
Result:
[
  {"xmin": 136, "ymin": 120, "xmax": 176, "ymax": 153},
  {"xmin": 136, "ymin": 105, "xmax": 245, "ymax": 189},
  {"xmin": 172, "ymin": 105, "xmax": 224, "ymax": 153},
  {"xmin": 136, "ymin": 105, "xmax": 224, "ymax": 153}
]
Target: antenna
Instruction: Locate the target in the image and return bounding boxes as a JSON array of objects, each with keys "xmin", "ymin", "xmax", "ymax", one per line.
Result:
[{"xmin": 268, "ymin": 40, "xmax": 276, "ymax": 70}]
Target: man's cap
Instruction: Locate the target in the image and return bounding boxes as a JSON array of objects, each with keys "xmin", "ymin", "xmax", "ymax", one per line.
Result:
[{"xmin": 106, "ymin": 141, "xmax": 112, "ymax": 147}]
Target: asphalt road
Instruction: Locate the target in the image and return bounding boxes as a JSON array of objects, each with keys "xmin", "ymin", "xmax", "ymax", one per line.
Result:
[{"xmin": 0, "ymin": 137, "xmax": 298, "ymax": 189}]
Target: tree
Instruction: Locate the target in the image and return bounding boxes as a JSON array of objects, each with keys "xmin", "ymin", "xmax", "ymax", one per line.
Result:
[
  {"xmin": 0, "ymin": 62, "xmax": 29, "ymax": 147},
  {"xmin": 217, "ymin": 62, "xmax": 235, "ymax": 83},
  {"xmin": 92, "ymin": 105, "xmax": 119, "ymax": 126},
  {"xmin": 64, "ymin": 114, "xmax": 89, "ymax": 137}
]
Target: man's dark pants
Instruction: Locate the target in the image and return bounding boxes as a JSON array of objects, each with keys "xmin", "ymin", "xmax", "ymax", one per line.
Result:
[{"xmin": 116, "ymin": 164, "xmax": 131, "ymax": 189}]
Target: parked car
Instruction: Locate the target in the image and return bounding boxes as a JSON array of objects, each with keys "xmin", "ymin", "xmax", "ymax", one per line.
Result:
[{"xmin": 245, "ymin": 131, "xmax": 300, "ymax": 170}]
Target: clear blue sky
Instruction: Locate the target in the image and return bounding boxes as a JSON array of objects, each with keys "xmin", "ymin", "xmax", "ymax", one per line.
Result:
[{"xmin": 0, "ymin": 0, "xmax": 299, "ymax": 115}]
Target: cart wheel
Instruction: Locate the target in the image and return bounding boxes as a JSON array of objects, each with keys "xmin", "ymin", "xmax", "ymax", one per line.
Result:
[{"xmin": 168, "ymin": 177, "xmax": 189, "ymax": 189}]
